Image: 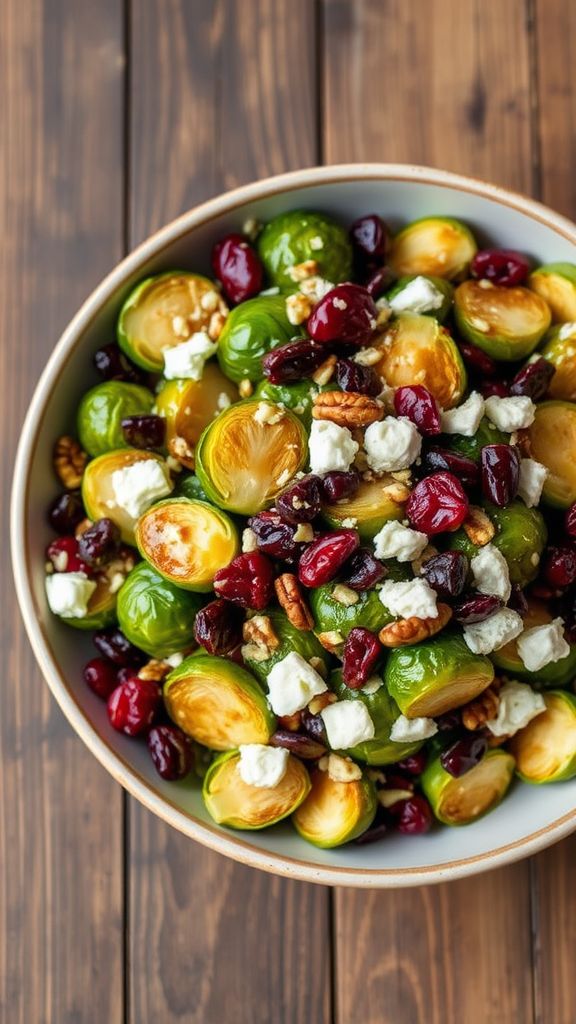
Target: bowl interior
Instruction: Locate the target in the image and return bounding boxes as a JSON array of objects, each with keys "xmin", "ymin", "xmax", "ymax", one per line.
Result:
[{"xmin": 14, "ymin": 167, "xmax": 576, "ymax": 885}]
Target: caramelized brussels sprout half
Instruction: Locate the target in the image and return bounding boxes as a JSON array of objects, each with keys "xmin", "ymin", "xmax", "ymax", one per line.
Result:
[
  {"xmin": 82, "ymin": 449, "xmax": 173, "ymax": 544},
  {"xmin": 448, "ymin": 500, "xmax": 547, "ymax": 587},
  {"xmin": 292, "ymin": 766, "xmax": 377, "ymax": 848},
  {"xmin": 195, "ymin": 399, "xmax": 307, "ymax": 515},
  {"xmin": 257, "ymin": 210, "xmax": 353, "ymax": 290},
  {"xmin": 117, "ymin": 562, "xmax": 201, "ymax": 657},
  {"xmin": 385, "ymin": 632, "xmax": 495, "ymax": 718},
  {"xmin": 529, "ymin": 263, "xmax": 576, "ymax": 322},
  {"xmin": 242, "ymin": 609, "xmax": 329, "ymax": 684},
  {"xmin": 422, "ymin": 748, "xmax": 515, "ymax": 825},
  {"xmin": 385, "ymin": 275, "xmax": 454, "ymax": 322},
  {"xmin": 135, "ymin": 498, "xmax": 238, "ymax": 592},
  {"xmin": 454, "ymin": 280, "xmax": 551, "ymax": 361},
  {"xmin": 155, "ymin": 363, "xmax": 238, "ymax": 449},
  {"xmin": 373, "ymin": 314, "xmax": 467, "ymax": 409},
  {"xmin": 492, "ymin": 599, "xmax": 576, "ymax": 688},
  {"xmin": 510, "ymin": 691, "xmax": 576, "ymax": 783},
  {"xmin": 331, "ymin": 671, "xmax": 422, "ymax": 765},
  {"xmin": 59, "ymin": 572, "xmax": 118, "ymax": 631},
  {"xmin": 309, "ymin": 583, "xmax": 394, "ymax": 640},
  {"xmin": 203, "ymin": 750, "xmax": 310, "ymax": 829},
  {"xmin": 216, "ymin": 295, "xmax": 297, "ymax": 383},
  {"xmin": 164, "ymin": 654, "xmax": 275, "ymax": 749},
  {"xmin": 254, "ymin": 379, "xmax": 336, "ymax": 427},
  {"xmin": 527, "ymin": 400, "xmax": 576, "ymax": 507},
  {"xmin": 389, "ymin": 217, "xmax": 477, "ymax": 281},
  {"xmin": 117, "ymin": 271, "xmax": 227, "ymax": 372},
  {"xmin": 443, "ymin": 416, "xmax": 508, "ymax": 462},
  {"xmin": 540, "ymin": 324, "xmax": 576, "ymax": 401},
  {"xmin": 77, "ymin": 381, "xmax": 154, "ymax": 457},
  {"xmin": 321, "ymin": 474, "xmax": 406, "ymax": 540}
]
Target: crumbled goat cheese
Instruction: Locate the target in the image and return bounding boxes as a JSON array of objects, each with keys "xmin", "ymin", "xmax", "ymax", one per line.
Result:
[
  {"xmin": 517, "ymin": 618, "xmax": 570, "ymax": 672},
  {"xmin": 363, "ymin": 416, "xmax": 422, "ymax": 473},
  {"xmin": 217, "ymin": 392, "xmax": 232, "ymax": 410},
  {"xmin": 163, "ymin": 331, "xmax": 218, "ymax": 381},
  {"xmin": 470, "ymin": 543, "xmax": 512, "ymax": 602},
  {"xmin": 242, "ymin": 528, "xmax": 259, "ymax": 553},
  {"xmin": 440, "ymin": 391, "xmax": 485, "ymax": 436},
  {"xmin": 111, "ymin": 460, "xmax": 172, "ymax": 520},
  {"xmin": 354, "ymin": 347, "xmax": 381, "ymax": 367},
  {"xmin": 341, "ymin": 517, "xmax": 358, "ymax": 529},
  {"xmin": 253, "ymin": 401, "xmax": 284, "ymax": 426},
  {"xmin": 238, "ymin": 744, "xmax": 289, "ymax": 788},
  {"xmin": 388, "ymin": 275, "xmax": 445, "ymax": 315},
  {"xmin": 484, "ymin": 395, "xmax": 536, "ymax": 431},
  {"xmin": 463, "ymin": 608, "xmax": 524, "ymax": 654},
  {"xmin": 518, "ymin": 458, "xmax": 548, "ymax": 508},
  {"xmin": 165, "ymin": 652, "xmax": 185, "ymax": 668},
  {"xmin": 321, "ymin": 700, "xmax": 376, "ymax": 749},
  {"xmin": 373, "ymin": 520, "xmax": 428, "ymax": 562},
  {"xmin": 361, "ymin": 676, "xmax": 383, "ymax": 695},
  {"xmin": 559, "ymin": 322, "xmax": 576, "ymax": 341},
  {"xmin": 45, "ymin": 571, "xmax": 97, "ymax": 619},
  {"xmin": 266, "ymin": 652, "xmax": 327, "ymax": 716},
  {"xmin": 390, "ymin": 714, "xmax": 438, "ymax": 743},
  {"xmin": 378, "ymin": 578, "xmax": 438, "ymax": 619},
  {"xmin": 485, "ymin": 680, "xmax": 546, "ymax": 737},
  {"xmin": 309, "ymin": 235, "xmax": 324, "ymax": 251},
  {"xmin": 299, "ymin": 276, "xmax": 335, "ymax": 302},
  {"xmin": 332, "ymin": 297, "xmax": 348, "ymax": 311},
  {"xmin": 308, "ymin": 420, "xmax": 359, "ymax": 474}
]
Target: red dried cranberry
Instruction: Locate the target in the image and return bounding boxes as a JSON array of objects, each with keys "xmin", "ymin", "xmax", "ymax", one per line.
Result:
[
  {"xmin": 440, "ymin": 734, "xmax": 487, "ymax": 777},
  {"xmin": 193, "ymin": 598, "xmax": 244, "ymax": 655},
  {"xmin": 457, "ymin": 341, "xmax": 498, "ymax": 378},
  {"xmin": 544, "ymin": 546, "xmax": 576, "ymax": 588},
  {"xmin": 298, "ymin": 529, "xmax": 359, "ymax": 587},
  {"xmin": 307, "ymin": 284, "xmax": 377, "ymax": 347},
  {"xmin": 46, "ymin": 536, "xmax": 92, "ymax": 575},
  {"xmin": 479, "ymin": 379, "xmax": 510, "ymax": 399},
  {"xmin": 508, "ymin": 584, "xmax": 529, "ymax": 616},
  {"xmin": 421, "ymin": 551, "xmax": 468, "ymax": 598},
  {"xmin": 566, "ymin": 502, "xmax": 576, "ymax": 539},
  {"xmin": 510, "ymin": 357, "xmax": 556, "ymax": 400},
  {"xmin": 77, "ymin": 518, "xmax": 121, "ymax": 567},
  {"xmin": 248, "ymin": 511, "xmax": 302, "ymax": 560},
  {"xmin": 48, "ymin": 490, "xmax": 85, "ymax": 534},
  {"xmin": 211, "ymin": 232, "xmax": 263, "ymax": 304},
  {"xmin": 394, "ymin": 385, "xmax": 441, "ymax": 436},
  {"xmin": 350, "ymin": 214, "xmax": 389, "ymax": 262},
  {"xmin": 301, "ymin": 709, "xmax": 328, "ymax": 744},
  {"xmin": 93, "ymin": 627, "xmax": 146, "ymax": 667},
  {"xmin": 107, "ymin": 677, "xmax": 161, "ymax": 736},
  {"xmin": 364, "ymin": 266, "xmax": 394, "ymax": 298},
  {"xmin": 121, "ymin": 414, "xmax": 166, "ymax": 450},
  {"xmin": 269, "ymin": 730, "xmax": 327, "ymax": 760},
  {"xmin": 94, "ymin": 342, "xmax": 142, "ymax": 383},
  {"xmin": 381, "ymin": 771, "xmax": 415, "ymax": 793},
  {"xmin": 275, "ymin": 475, "xmax": 323, "ymax": 524},
  {"xmin": 436, "ymin": 710, "xmax": 462, "ymax": 732},
  {"xmin": 395, "ymin": 751, "xmax": 427, "ymax": 776},
  {"xmin": 336, "ymin": 357, "xmax": 382, "ymax": 396},
  {"xmin": 213, "ymin": 552, "xmax": 275, "ymax": 609},
  {"xmin": 339, "ymin": 547, "xmax": 387, "ymax": 590},
  {"xmin": 147, "ymin": 724, "xmax": 194, "ymax": 780},
  {"xmin": 471, "ymin": 249, "xmax": 530, "ymax": 287},
  {"xmin": 422, "ymin": 449, "xmax": 480, "ymax": 490},
  {"xmin": 453, "ymin": 593, "xmax": 503, "ymax": 624},
  {"xmin": 262, "ymin": 339, "xmax": 327, "ymax": 384},
  {"xmin": 342, "ymin": 627, "xmax": 382, "ymax": 688},
  {"xmin": 83, "ymin": 657, "xmax": 119, "ymax": 700},
  {"xmin": 389, "ymin": 794, "xmax": 432, "ymax": 835},
  {"xmin": 321, "ymin": 470, "xmax": 360, "ymax": 503},
  {"xmin": 354, "ymin": 808, "xmax": 389, "ymax": 844},
  {"xmin": 481, "ymin": 444, "xmax": 520, "ymax": 506},
  {"xmin": 406, "ymin": 472, "xmax": 469, "ymax": 535}
]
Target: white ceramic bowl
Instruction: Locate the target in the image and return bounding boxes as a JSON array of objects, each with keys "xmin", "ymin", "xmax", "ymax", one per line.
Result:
[{"xmin": 12, "ymin": 164, "xmax": 576, "ymax": 887}]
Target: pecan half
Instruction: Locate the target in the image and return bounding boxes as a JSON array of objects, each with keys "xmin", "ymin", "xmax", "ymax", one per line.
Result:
[
  {"xmin": 463, "ymin": 506, "xmax": 496, "ymax": 546},
  {"xmin": 312, "ymin": 390, "xmax": 384, "ymax": 427},
  {"xmin": 54, "ymin": 436, "xmax": 88, "ymax": 489},
  {"xmin": 275, "ymin": 573, "xmax": 314, "ymax": 631},
  {"xmin": 242, "ymin": 614, "xmax": 280, "ymax": 655},
  {"xmin": 378, "ymin": 602, "xmax": 452, "ymax": 647},
  {"xmin": 461, "ymin": 682, "xmax": 502, "ymax": 730}
]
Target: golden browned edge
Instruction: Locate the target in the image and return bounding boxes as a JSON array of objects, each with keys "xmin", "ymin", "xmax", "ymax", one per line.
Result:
[{"xmin": 12, "ymin": 164, "xmax": 576, "ymax": 887}]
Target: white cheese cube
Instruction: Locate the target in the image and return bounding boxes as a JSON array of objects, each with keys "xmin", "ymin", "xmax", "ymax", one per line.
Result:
[
  {"xmin": 470, "ymin": 543, "xmax": 511, "ymax": 602},
  {"xmin": 163, "ymin": 331, "xmax": 218, "ymax": 380},
  {"xmin": 378, "ymin": 578, "xmax": 438, "ymax": 619},
  {"xmin": 45, "ymin": 571, "xmax": 97, "ymax": 619},
  {"xmin": 373, "ymin": 520, "xmax": 428, "ymax": 562},
  {"xmin": 321, "ymin": 700, "xmax": 375, "ymax": 749},
  {"xmin": 388, "ymin": 276, "xmax": 445, "ymax": 315},
  {"xmin": 111, "ymin": 459, "xmax": 172, "ymax": 520},
  {"xmin": 363, "ymin": 416, "xmax": 422, "ymax": 473},
  {"xmin": 266, "ymin": 652, "xmax": 327, "ymax": 716},
  {"xmin": 308, "ymin": 420, "xmax": 359, "ymax": 474},
  {"xmin": 463, "ymin": 608, "xmax": 524, "ymax": 654},
  {"xmin": 485, "ymin": 680, "xmax": 546, "ymax": 737},
  {"xmin": 390, "ymin": 714, "xmax": 438, "ymax": 743},
  {"xmin": 238, "ymin": 744, "xmax": 289, "ymax": 788},
  {"xmin": 484, "ymin": 395, "xmax": 536, "ymax": 431},
  {"xmin": 518, "ymin": 458, "xmax": 548, "ymax": 508},
  {"xmin": 516, "ymin": 618, "xmax": 570, "ymax": 672},
  {"xmin": 440, "ymin": 391, "xmax": 485, "ymax": 436}
]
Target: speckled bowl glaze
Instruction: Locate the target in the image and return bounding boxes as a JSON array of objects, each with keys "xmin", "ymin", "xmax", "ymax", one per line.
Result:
[{"xmin": 11, "ymin": 164, "xmax": 576, "ymax": 887}]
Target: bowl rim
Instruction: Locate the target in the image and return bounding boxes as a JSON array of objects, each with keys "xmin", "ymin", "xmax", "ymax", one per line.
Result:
[{"xmin": 11, "ymin": 161, "xmax": 576, "ymax": 888}]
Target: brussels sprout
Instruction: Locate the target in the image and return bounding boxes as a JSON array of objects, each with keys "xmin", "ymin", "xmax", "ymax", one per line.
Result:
[
  {"xmin": 527, "ymin": 400, "xmax": 576, "ymax": 507},
  {"xmin": 164, "ymin": 654, "xmax": 275, "ymax": 749},
  {"xmin": 309, "ymin": 583, "xmax": 394, "ymax": 640},
  {"xmin": 540, "ymin": 324, "xmax": 576, "ymax": 401},
  {"xmin": 254, "ymin": 379, "xmax": 336, "ymax": 427},
  {"xmin": 330, "ymin": 671, "xmax": 422, "ymax": 765},
  {"xmin": 389, "ymin": 217, "xmax": 477, "ymax": 281},
  {"xmin": 216, "ymin": 295, "xmax": 297, "ymax": 383},
  {"xmin": 82, "ymin": 449, "xmax": 173, "ymax": 544},
  {"xmin": 447, "ymin": 500, "xmax": 547, "ymax": 587},
  {"xmin": 242, "ymin": 608, "xmax": 329, "ymax": 684},
  {"xmin": 77, "ymin": 381, "xmax": 155, "ymax": 458},
  {"xmin": 443, "ymin": 416, "xmax": 509, "ymax": 462},
  {"xmin": 173, "ymin": 473, "xmax": 211, "ymax": 503},
  {"xmin": 59, "ymin": 572, "xmax": 117, "ymax": 631},
  {"xmin": 321, "ymin": 475, "xmax": 406, "ymax": 540},
  {"xmin": 492, "ymin": 599, "xmax": 576, "ymax": 687},
  {"xmin": 135, "ymin": 498, "xmax": 239, "ymax": 592},
  {"xmin": 529, "ymin": 263, "xmax": 576, "ymax": 322},
  {"xmin": 385, "ymin": 275, "xmax": 454, "ymax": 322},
  {"xmin": 292, "ymin": 765, "xmax": 377, "ymax": 848},
  {"xmin": 510, "ymin": 691, "xmax": 576, "ymax": 783},
  {"xmin": 117, "ymin": 562, "xmax": 202, "ymax": 657},
  {"xmin": 385, "ymin": 631, "xmax": 495, "ymax": 718},
  {"xmin": 195, "ymin": 399, "xmax": 307, "ymax": 515},
  {"xmin": 454, "ymin": 280, "xmax": 551, "ymax": 361},
  {"xmin": 421, "ymin": 748, "xmax": 515, "ymax": 825},
  {"xmin": 203, "ymin": 750, "xmax": 310, "ymax": 829},
  {"xmin": 155, "ymin": 363, "xmax": 238, "ymax": 449},
  {"xmin": 372, "ymin": 314, "xmax": 467, "ymax": 409},
  {"xmin": 117, "ymin": 271, "xmax": 227, "ymax": 372},
  {"xmin": 257, "ymin": 210, "xmax": 353, "ymax": 290}
]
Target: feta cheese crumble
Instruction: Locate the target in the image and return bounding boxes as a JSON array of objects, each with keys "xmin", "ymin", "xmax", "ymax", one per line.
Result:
[
  {"xmin": 470, "ymin": 543, "xmax": 512, "ymax": 602},
  {"xmin": 253, "ymin": 401, "xmax": 284, "ymax": 426},
  {"xmin": 484, "ymin": 395, "xmax": 536, "ymax": 431},
  {"xmin": 238, "ymin": 744, "xmax": 289, "ymax": 788},
  {"xmin": 463, "ymin": 608, "xmax": 524, "ymax": 655},
  {"xmin": 440, "ymin": 391, "xmax": 485, "ymax": 437},
  {"xmin": 388, "ymin": 275, "xmax": 445, "ymax": 315},
  {"xmin": 266, "ymin": 652, "xmax": 327, "ymax": 716},
  {"xmin": 163, "ymin": 331, "xmax": 218, "ymax": 381},
  {"xmin": 45, "ymin": 571, "xmax": 97, "ymax": 619},
  {"xmin": 363, "ymin": 416, "xmax": 422, "ymax": 473},
  {"xmin": 361, "ymin": 676, "xmax": 383, "ymax": 695},
  {"xmin": 308, "ymin": 420, "xmax": 359, "ymax": 474},
  {"xmin": 111, "ymin": 459, "xmax": 172, "ymax": 520},
  {"xmin": 517, "ymin": 618, "xmax": 570, "ymax": 672},
  {"xmin": 517, "ymin": 458, "xmax": 548, "ymax": 508},
  {"xmin": 321, "ymin": 700, "xmax": 375, "ymax": 749},
  {"xmin": 559, "ymin": 322, "xmax": 576, "ymax": 341},
  {"xmin": 485, "ymin": 680, "xmax": 546, "ymax": 737},
  {"xmin": 378, "ymin": 578, "xmax": 438, "ymax": 619},
  {"xmin": 390, "ymin": 714, "xmax": 438, "ymax": 743},
  {"xmin": 373, "ymin": 520, "xmax": 428, "ymax": 562}
]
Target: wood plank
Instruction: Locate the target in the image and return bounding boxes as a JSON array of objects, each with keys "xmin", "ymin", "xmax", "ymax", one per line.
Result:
[
  {"xmin": 0, "ymin": 1, "xmax": 125, "ymax": 1022},
  {"xmin": 127, "ymin": 3, "xmax": 330, "ymax": 1022}
]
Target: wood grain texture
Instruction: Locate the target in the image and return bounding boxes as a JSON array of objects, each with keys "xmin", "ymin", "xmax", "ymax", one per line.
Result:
[
  {"xmin": 128, "ymin": 3, "xmax": 331, "ymax": 1022},
  {"xmin": 0, "ymin": 1, "xmax": 125, "ymax": 1022}
]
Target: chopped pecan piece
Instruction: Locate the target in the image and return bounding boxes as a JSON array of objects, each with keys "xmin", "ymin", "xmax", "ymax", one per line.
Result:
[
  {"xmin": 461, "ymin": 682, "xmax": 502, "ymax": 731},
  {"xmin": 308, "ymin": 691, "xmax": 336, "ymax": 715},
  {"xmin": 278, "ymin": 711, "xmax": 302, "ymax": 732},
  {"xmin": 378, "ymin": 603, "xmax": 452, "ymax": 647},
  {"xmin": 275, "ymin": 573, "xmax": 314, "ymax": 631},
  {"xmin": 168, "ymin": 435, "xmax": 195, "ymax": 470},
  {"xmin": 463, "ymin": 506, "xmax": 496, "ymax": 546},
  {"xmin": 138, "ymin": 659, "xmax": 171, "ymax": 682},
  {"xmin": 242, "ymin": 614, "xmax": 280, "ymax": 656},
  {"xmin": 54, "ymin": 436, "xmax": 88, "ymax": 489},
  {"xmin": 318, "ymin": 753, "xmax": 362, "ymax": 782},
  {"xmin": 311, "ymin": 354, "xmax": 337, "ymax": 386},
  {"xmin": 287, "ymin": 259, "xmax": 319, "ymax": 283},
  {"xmin": 317, "ymin": 630, "xmax": 345, "ymax": 653},
  {"xmin": 312, "ymin": 390, "xmax": 384, "ymax": 427}
]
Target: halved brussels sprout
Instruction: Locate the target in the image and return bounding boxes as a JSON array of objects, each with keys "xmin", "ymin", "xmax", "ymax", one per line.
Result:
[
  {"xmin": 82, "ymin": 449, "xmax": 173, "ymax": 544},
  {"xmin": 155, "ymin": 362, "xmax": 238, "ymax": 448},
  {"xmin": 389, "ymin": 217, "xmax": 477, "ymax": 281},
  {"xmin": 164, "ymin": 654, "xmax": 275, "ymax": 749},
  {"xmin": 77, "ymin": 381, "xmax": 155, "ymax": 457},
  {"xmin": 253, "ymin": 379, "xmax": 336, "ymax": 427},
  {"xmin": 540, "ymin": 325, "xmax": 576, "ymax": 401},
  {"xmin": 117, "ymin": 271, "xmax": 226, "ymax": 372},
  {"xmin": 527, "ymin": 400, "xmax": 576, "ymax": 507},
  {"xmin": 454, "ymin": 280, "xmax": 551, "ymax": 361},
  {"xmin": 422, "ymin": 748, "xmax": 515, "ymax": 825},
  {"xmin": 373, "ymin": 314, "xmax": 467, "ymax": 409},
  {"xmin": 309, "ymin": 583, "xmax": 394, "ymax": 640},
  {"xmin": 59, "ymin": 571, "xmax": 118, "ymax": 631},
  {"xmin": 331, "ymin": 671, "xmax": 422, "ymax": 765},
  {"xmin": 203, "ymin": 750, "xmax": 310, "ymax": 829},
  {"xmin": 447, "ymin": 500, "xmax": 547, "ymax": 587},
  {"xmin": 242, "ymin": 608, "xmax": 329, "ymax": 684},
  {"xmin": 117, "ymin": 561, "xmax": 202, "ymax": 657},
  {"xmin": 385, "ymin": 631, "xmax": 495, "ymax": 718},
  {"xmin": 257, "ymin": 210, "xmax": 353, "ymax": 290},
  {"xmin": 174, "ymin": 473, "xmax": 211, "ymax": 503},
  {"xmin": 321, "ymin": 475, "xmax": 406, "ymax": 540},
  {"xmin": 292, "ymin": 766, "xmax": 377, "ymax": 848},
  {"xmin": 135, "ymin": 498, "xmax": 238, "ymax": 592},
  {"xmin": 385, "ymin": 275, "xmax": 454, "ymax": 322},
  {"xmin": 195, "ymin": 399, "xmax": 307, "ymax": 515},
  {"xmin": 491, "ymin": 599, "xmax": 576, "ymax": 688},
  {"xmin": 216, "ymin": 295, "xmax": 297, "ymax": 383},
  {"xmin": 443, "ymin": 416, "xmax": 508, "ymax": 462},
  {"xmin": 529, "ymin": 263, "xmax": 576, "ymax": 322},
  {"xmin": 510, "ymin": 691, "xmax": 576, "ymax": 783}
]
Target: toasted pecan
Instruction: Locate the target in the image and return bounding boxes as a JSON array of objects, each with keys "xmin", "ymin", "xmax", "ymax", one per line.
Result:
[
  {"xmin": 378, "ymin": 603, "xmax": 452, "ymax": 647},
  {"xmin": 274, "ymin": 573, "xmax": 314, "ymax": 631},
  {"xmin": 461, "ymin": 682, "xmax": 502, "ymax": 730},
  {"xmin": 312, "ymin": 390, "xmax": 384, "ymax": 427},
  {"xmin": 242, "ymin": 614, "xmax": 280, "ymax": 654},
  {"xmin": 53, "ymin": 436, "xmax": 88, "ymax": 489},
  {"xmin": 463, "ymin": 506, "xmax": 496, "ymax": 547}
]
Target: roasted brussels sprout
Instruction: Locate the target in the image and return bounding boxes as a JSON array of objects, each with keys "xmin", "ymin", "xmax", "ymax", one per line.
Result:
[
  {"xmin": 310, "ymin": 583, "xmax": 394, "ymax": 640},
  {"xmin": 422, "ymin": 748, "xmax": 515, "ymax": 825},
  {"xmin": 242, "ymin": 608, "xmax": 329, "ymax": 683},
  {"xmin": 254, "ymin": 379, "xmax": 335, "ymax": 427},
  {"xmin": 492, "ymin": 599, "xmax": 576, "ymax": 687},
  {"xmin": 321, "ymin": 475, "xmax": 406, "ymax": 540},
  {"xmin": 292, "ymin": 765, "xmax": 377, "ymax": 848},
  {"xmin": 195, "ymin": 399, "xmax": 307, "ymax": 515},
  {"xmin": 385, "ymin": 274, "xmax": 454, "ymax": 322},
  {"xmin": 331, "ymin": 671, "xmax": 422, "ymax": 765},
  {"xmin": 173, "ymin": 473, "xmax": 211, "ymax": 503},
  {"xmin": 389, "ymin": 217, "xmax": 477, "ymax": 281},
  {"xmin": 82, "ymin": 449, "xmax": 173, "ymax": 544},
  {"xmin": 510, "ymin": 691, "xmax": 576, "ymax": 783},
  {"xmin": 385, "ymin": 631, "xmax": 495, "ymax": 718},
  {"xmin": 77, "ymin": 381, "xmax": 155, "ymax": 457},
  {"xmin": 203, "ymin": 749, "xmax": 310, "ymax": 829},
  {"xmin": 443, "ymin": 416, "xmax": 508, "ymax": 462},
  {"xmin": 448, "ymin": 501, "xmax": 547, "ymax": 587},
  {"xmin": 529, "ymin": 262, "xmax": 576, "ymax": 322},
  {"xmin": 527, "ymin": 400, "xmax": 576, "ymax": 507},
  {"xmin": 58, "ymin": 572, "xmax": 118, "ymax": 631},
  {"xmin": 164, "ymin": 654, "xmax": 275, "ymax": 749},
  {"xmin": 372, "ymin": 314, "xmax": 467, "ymax": 409},
  {"xmin": 540, "ymin": 324, "xmax": 576, "ymax": 401},
  {"xmin": 155, "ymin": 363, "xmax": 238, "ymax": 449},
  {"xmin": 454, "ymin": 280, "xmax": 551, "ymax": 361},
  {"xmin": 257, "ymin": 210, "xmax": 353, "ymax": 290},
  {"xmin": 117, "ymin": 562, "xmax": 202, "ymax": 656},
  {"xmin": 216, "ymin": 295, "xmax": 297, "ymax": 383}
]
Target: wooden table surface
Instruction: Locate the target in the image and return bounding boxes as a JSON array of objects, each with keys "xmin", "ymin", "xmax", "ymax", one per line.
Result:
[{"xmin": 2, "ymin": 2, "xmax": 576, "ymax": 1021}]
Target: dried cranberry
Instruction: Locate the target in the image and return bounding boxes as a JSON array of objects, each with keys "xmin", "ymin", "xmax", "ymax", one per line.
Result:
[
  {"xmin": 211, "ymin": 232, "xmax": 263, "ymax": 304},
  {"xmin": 481, "ymin": 444, "xmax": 520, "ymax": 507},
  {"xmin": 508, "ymin": 584, "xmax": 529, "ymax": 616},
  {"xmin": 457, "ymin": 341, "xmax": 498, "ymax": 378},
  {"xmin": 355, "ymin": 808, "xmax": 389, "ymax": 845},
  {"xmin": 342, "ymin": 628, "xmax": 382, "ymax": 689},
  {"xmin": 395, "ymin": 751, "xmax": 427, "ymax": 776},
  {"xmin": 406, "ymin": 472, "xmax": 469, "ymax": 535},
  {"xmin": 48, "ymin": 490, "xmax": 85, "ymax": 534},
  {"xmin": 275, "ymin": 475, "xmax": 323, "ymax": 524},
  {"xmin": 565, "ymin": 502, "xmax": 576, "ymax": 539},
  {"xmin": 394, "ymin": 385, "xmax": 441, "ymax": 436},
  {"xmin": 77, "ymin": 518, "xmax": 121, "ymax": 568},
  {"xmin": 262, "ymin": 339, "xmax": 327, "ymax": 384},
  {"xmin": 453, "ymin": 593, "xmax": 503, "ymax": 624},
  {"xmin": 422, "ymin": 449, "xmax": 480, "ymax": 491},
  {"xmin": 94, "ymin": 343, "xmax": 142, "ymax": 383},
  {"xmin": 93, "ymin": 627, "xmax": 146, "ymax": 667},
  {"xmin": 193, "ymin": 598, "xmax": 244, "ymax": 655},
  {"xmin": 307, "ymin": 284, "xmax": 378, "ymax": 347},
  {"xmin": 421, "ymin": 551, "xmax": 468, "ymax": 598},
  {"xmin": 544, "ymin": 546, "xmax": 576, "ymax": 588},
  {"xmin": 440, "ymin": 734, "xmax": 487, "ymax": 777},
  {"xmin": 339, "ymin": 547, "xmax": 387, "ymax": 590},
  {"xmin": 479, "ymin": 379, "xmax": 511, "ymax": 399},
  {"xmin": 381, "ymin": 771, "xmax": 415, "ymax": 793},
  {"xmin": 321, "ymin": 470, "xmax": 360, "ymax": 503},
  {"xmin": 509, "ymin": 357, "xmax": 555, "ymax": 400},
  {"xmin": 298, "ymin": 529, "xmax": 359, "ymax": 587},
  {"xmin": 248, "ymin": 511, "xmax": 302, "ymax": 560},
  {"xmin": 147, "ymin": 724, "xmax": 194, "ymax": 780},
  {"xmin": 364, "ymin": 266, "xmax": 394, "ymax": 298},
  {"xmin": 336, "ymin": 357, "xmax": 382, "ymax": 396},
  {"xmin": 350, "ymin": 214, "xmax": 389, "ymax": 262},
  {"xmin": 121, "ymin": 414, "xmax": 166, "ymax": 450},
  {"xmin": 107, "ymin": 677, "xmax": 161, "ymax": 736},
  {"xmin": 213, "ymin": 552, "xmax": 275, "ymax": 609},
  {"xmin": 46, "ymin": 536, "xmax": 92, "ymax": 575},
  {"xmin": 389, "ymin": 795, "xmax": 433, "ymax": 835},
  {"xmin": 436, "ymin": 710, "xmax": 462, "ymax": 732},
  {"xmin": 83, "ymin": 657, "xmax": 119, "ymax": 700},
  {"xmin": 269, "ymin": 730, "xmax": 327, "ymax": 760},
  {"xmin": 300, "ymin": 709, "xmax": 327, "ymax": 744},
  {"xmin": 471, "ymin": 249, "xmax": 530, "ymax": 287}
]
